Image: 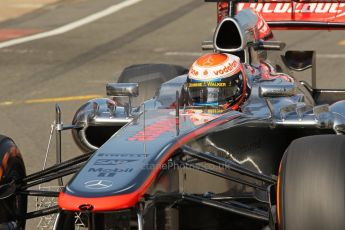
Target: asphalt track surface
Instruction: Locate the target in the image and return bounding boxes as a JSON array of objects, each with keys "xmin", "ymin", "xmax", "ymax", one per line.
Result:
[{"xmin": 0, "ymin": 0, "xmax": 345, "ymax": 228}]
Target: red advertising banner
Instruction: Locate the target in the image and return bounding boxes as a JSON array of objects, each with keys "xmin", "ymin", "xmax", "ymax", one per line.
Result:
[{"xmin": 237, "ymin": 2, "xmax": 345, "ymax": 23}]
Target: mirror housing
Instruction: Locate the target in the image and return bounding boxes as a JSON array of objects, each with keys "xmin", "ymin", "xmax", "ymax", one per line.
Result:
[
  {"xmin": 106, "ymin": 83, "xmax": 139, "ymax": 97},
  {"xmin": 283, "ymin": 50, "xmax": 317, "ymax": 89},
  {"xmin": 259, "ymin": 83, "xmax": 297, "ymax": 97},
  {"xmin": 106, "ymin": 83, "xmax": 139, "ymax": 117},
  {"xmin": 284, "ymin": 51, "xmax": 314, "ymax": 71}
]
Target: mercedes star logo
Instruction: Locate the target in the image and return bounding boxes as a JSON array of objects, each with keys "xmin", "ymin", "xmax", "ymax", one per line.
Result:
[
  {"xmin": 202, "ymin": 56, "xmax": 215, "ymax": 66},
  {"xmin": 84, "ymin": 180, "xmax": 113, "ymax": 190}
]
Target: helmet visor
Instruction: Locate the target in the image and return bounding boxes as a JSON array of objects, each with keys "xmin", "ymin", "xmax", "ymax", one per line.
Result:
[{"xmin": 188, "ymin": 74, "xmax": 243, "ymax": 106}]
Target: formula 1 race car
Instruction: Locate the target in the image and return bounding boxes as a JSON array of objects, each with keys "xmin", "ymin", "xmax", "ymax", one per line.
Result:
[{"xmin": 1, "ymin": 0, "xmax": 345, "ymax": 229}]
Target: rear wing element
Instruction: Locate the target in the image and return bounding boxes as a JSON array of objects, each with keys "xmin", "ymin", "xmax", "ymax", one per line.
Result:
[{"xmin": 206, "ymin": 0, "xmax": 345, "ymax": 30}]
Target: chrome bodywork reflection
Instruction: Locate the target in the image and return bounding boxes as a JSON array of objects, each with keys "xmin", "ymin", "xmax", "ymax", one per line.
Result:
[
  {"xmin": 206, "ymin": 138, "xmax": 263, "ymax": 174},
  {"xmin": 72, "ymin": 98, "xmax": 132, "ymax": 152}
]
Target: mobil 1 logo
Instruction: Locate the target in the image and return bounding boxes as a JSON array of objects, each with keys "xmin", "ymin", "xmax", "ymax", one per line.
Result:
[{"xmin": 88, "ymin": 167, "xmax": 134, "ymax": 177}]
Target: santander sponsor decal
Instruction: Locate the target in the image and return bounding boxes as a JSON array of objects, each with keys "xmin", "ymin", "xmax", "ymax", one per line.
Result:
[{"xmin": 238, "ymin": 3, "xmax": 345, "ymax": 22}]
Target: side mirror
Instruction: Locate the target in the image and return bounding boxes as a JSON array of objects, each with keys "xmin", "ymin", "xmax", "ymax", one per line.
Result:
[
  {"xmin": 106, "ymin": 83, "xmax": 139, "ymax": 117},
  {"xmin": 259, "ymin": 83, "xmax": 297, "ymax": 97},
  {"xmin": 283, "ymin": 50, "xmax": 317, "ymax": 89},
  {"xmin": 106, "ymin": 83, "xmax": 139, "ymax": 97},
  {"xmin": 283, "ymin": 51, "xmax": 314, "ymax": 71}
]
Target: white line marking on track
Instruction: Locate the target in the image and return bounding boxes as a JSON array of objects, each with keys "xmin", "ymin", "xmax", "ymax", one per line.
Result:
[
  {"xmin": 11, "ymin": 3, "xmax": 44, "ymax": 8},
  {"xmin": 0, "ymin": 101, "xmax": 14, "ymax": 106},
  {"xmin": 0, "ymin": 0, "xmax": 142, "ymax": 49},
  {"xmin": 165, "ymin": 51, "xmax": 203, "ymax": 57},
  {"xmin": 165, "ymin": 51, "xmax": 345, "ymax": 59},
  {"xmin": 317, "ymin": 54, "xmax": 345, "ymax": 59}
]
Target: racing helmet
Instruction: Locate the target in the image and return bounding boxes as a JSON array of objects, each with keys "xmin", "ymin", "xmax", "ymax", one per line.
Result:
[{"xmin": 187, "ymin": 53, "xmax": 247, "ymax": 110}]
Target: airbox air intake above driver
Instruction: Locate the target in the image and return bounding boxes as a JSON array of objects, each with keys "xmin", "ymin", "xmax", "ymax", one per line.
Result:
[
  {"xmin": 213, "ymin": 9, "xmax": 260, "ymax": 53},
  {"xmin": 214, "ymin": 18, "xmax": 245, "ymax": 52}
]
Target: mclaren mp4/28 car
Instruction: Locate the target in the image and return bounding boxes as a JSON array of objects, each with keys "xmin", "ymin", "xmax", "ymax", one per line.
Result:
[{"xmin": 1, "ymin": 0, "xmax": 345, "ymax": 229}]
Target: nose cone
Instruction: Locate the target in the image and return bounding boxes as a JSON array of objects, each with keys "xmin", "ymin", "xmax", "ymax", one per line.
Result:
[{"xmin": 58, "ymin": 191, "xmax": 140, "ymax": 211}]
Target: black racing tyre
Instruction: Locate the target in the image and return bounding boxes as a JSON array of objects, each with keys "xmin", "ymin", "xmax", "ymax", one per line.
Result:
[
  {"xmin": 117, "ymin": 64, "xmax": 188, "ymax": 107},
  {"xmin": 278, "ymin": 135, "xmax": 345, "ymax": 230},
  {"xmin": 0, "ymin": 135, "xmax": 27, "ymax": 230}
]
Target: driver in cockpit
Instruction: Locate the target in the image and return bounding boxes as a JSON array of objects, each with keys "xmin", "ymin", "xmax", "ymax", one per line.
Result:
[{"xmin": 185, "ymin": 52, "xmax": 249, "ymax": 111}]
